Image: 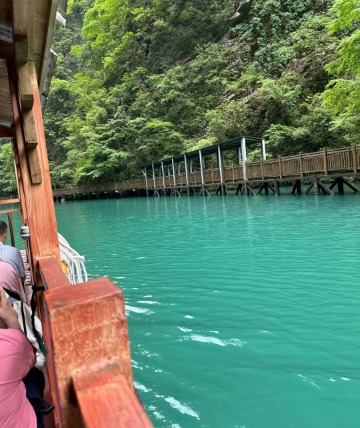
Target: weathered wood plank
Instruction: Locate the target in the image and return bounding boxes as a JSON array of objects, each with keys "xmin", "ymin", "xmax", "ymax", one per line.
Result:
[
  {"xmin": 9, "ymin": 62, "xmax": 60, "ymax": 274},
  {"xmin": 0, "ymin": 124, "xmax": 15, "ymax": 137},
  {"xmin": 39, "ymin": 257, "xmax": 71, "ymax": 290},
  {"xmin": 17, "ymin": 62, "xmax": 34, "ymax": 110},
  {"xmin": 0, "ymin": 198, "xmax": 20, "ymax": 205},
  {"xmin": 73, "ymin": 366, "xmax": 152, "ymax": 428},
  {"xmin": 12, "ymin": 0, "xmax": 29, "ymax": 36},
  {"xmin": 14, "ymin": 35, "xmax": 28, "ymax": 64},
  {"xmin": 42, "ymin": 275, "xmax": 135, "ymax": 428},
  {"xmin": 22, "ymin": 109, "xmax": 38, "ymax": 147}
]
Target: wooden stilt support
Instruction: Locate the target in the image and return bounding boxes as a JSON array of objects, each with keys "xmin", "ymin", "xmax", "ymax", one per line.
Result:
[
  {"xmin": 305, "ymin": 181, "xmax": 314, "ymax": 195},
  {"xmin": 316, "ymin": 177, "xmax": 334, "ymax": 195},
  {"xmin": 306, "ymin": 177, "xmax": 334, "ymax": 195},
  {"xmin": 258, "ymin": 182, "xmax": 270, "ymax": 195},
  {"xmin": 200, "ymin": 186, "xmax": 210, "ymax": 196},
  {"xmin": 267, "ymin": 180, "xmax": 280, "ymax": 195},
  {"xmin": 343, "ymin": 178, "xmax": 358, "ymax": 193},
  {"xmin": 236, "ymin": 182, "xmax": 255, "ymax": 196},
  {"xmin": 216, "ymin": 184, "xmax": 227, "ymax": 196},
  {"xmin": 170, "ymin": 188, "xmax": 181, "ymax": 197},
  {"xmin": 291, "ymin": 179, "xmax": 302, "ymax": 195},
  {"xmin": 330, "ymin": 177, "xmax": 358, "ymax": 194},
  {"xmin": 153, "ymin": 189, "xmax": 160, "ymax": 197}
]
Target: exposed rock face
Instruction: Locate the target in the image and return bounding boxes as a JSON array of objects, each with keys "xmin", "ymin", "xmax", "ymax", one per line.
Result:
[{"xmin": 229, "ymin": 0, "xmax": 254, "ymax": 26}]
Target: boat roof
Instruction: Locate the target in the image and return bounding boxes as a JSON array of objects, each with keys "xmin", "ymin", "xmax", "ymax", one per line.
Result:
[
  {"xmin": 0, "ymin": 0, "xmax": 66, "ymax": 131},
  {"xmin": 143, "ymin": 136, "xmax": 263, "ymax": 168}
]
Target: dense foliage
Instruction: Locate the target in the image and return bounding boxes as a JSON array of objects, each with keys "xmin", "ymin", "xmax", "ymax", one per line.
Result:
[{"xmin": 1, "ymin": 0, "xmax": 359, "ymax": 192}]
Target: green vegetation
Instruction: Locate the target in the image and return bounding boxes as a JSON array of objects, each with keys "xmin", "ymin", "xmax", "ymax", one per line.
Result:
[{"xmin": 1, "ymin": 0, "xmax": 359, "ymax": 192}]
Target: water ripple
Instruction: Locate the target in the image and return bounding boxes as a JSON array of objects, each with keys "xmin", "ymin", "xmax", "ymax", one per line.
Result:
[{"xmin": 55, "ymin": 195, "xmax": 360, "ymax": 428}]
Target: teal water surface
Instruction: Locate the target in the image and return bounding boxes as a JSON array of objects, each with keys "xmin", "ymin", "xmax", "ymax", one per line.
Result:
[{"xmin": 55, "ymin": 195, "xmax": 360, "ymax": 428}]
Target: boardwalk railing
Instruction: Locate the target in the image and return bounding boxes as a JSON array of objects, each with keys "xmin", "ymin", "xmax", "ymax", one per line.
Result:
[{"xmin": 52, "ymin": 146, "xmax": 360, "ymax": 196}]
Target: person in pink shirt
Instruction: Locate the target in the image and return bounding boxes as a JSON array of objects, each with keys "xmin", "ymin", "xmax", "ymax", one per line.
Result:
[{"xmin": 0, "ymin": 286, "xmax": 36, "ymax": 428}]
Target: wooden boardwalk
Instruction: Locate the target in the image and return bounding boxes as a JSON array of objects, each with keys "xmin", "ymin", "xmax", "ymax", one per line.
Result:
[{"xmin": 52, "ymin": 145, "xmax": 360, "ymax": 199}]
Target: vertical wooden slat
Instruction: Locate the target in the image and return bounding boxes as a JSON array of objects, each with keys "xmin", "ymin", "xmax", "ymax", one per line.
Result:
[
  {"xmin": 352, "ymin": 144, "xmax": 357, "ymax": 173},
  {"xmin": 299, "ymin": 152, "xmax": 303, "ymax": 177},
  {"xmin": 278, "ymin": 156, "xmax": 282, "ymax": 179},
  {"xmin": 323, "ymin": 147, "xmax": 328, "ymax": 175},
  {"xmin": 7, "ymin": 212, "xmax": 15, "ymax": 247}
]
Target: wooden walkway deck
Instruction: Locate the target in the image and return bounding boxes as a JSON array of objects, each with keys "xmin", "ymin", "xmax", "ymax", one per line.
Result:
[{"xmin": 52, "ymin": 146, "xmax": 360, "ymax": 198}]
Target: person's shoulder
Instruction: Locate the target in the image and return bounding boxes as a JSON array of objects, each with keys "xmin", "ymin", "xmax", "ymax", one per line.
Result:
[{"xmin": 0, "ymin": 328, "xmax": 25, "ymax": 342}]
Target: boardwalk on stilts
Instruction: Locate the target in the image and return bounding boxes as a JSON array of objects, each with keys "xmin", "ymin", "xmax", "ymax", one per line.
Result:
[{"xmin": 50, "ymin": 141, "xmax": 360, "ymax": 199}]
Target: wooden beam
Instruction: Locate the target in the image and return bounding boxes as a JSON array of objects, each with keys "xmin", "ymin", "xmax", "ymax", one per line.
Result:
[
  {"xmin": 73, "ymin": 366, "xmax": 152, "ymax": 428},
  {"xmin": 12, "ymin": 0, "xmax": 30, "ymax": 36},
  {"xmin": 0, "ymin": 125, "xmax": 15, "ymax": 138},
  {"xmin": 17, "ymin": 63, "xmax": 34, "ymax": 110},
  {"xmin": 42, "ymin": 276, "xmax": 134, "ymax": 428},
  {"xmin": 14, "ymin": 35, "xmax": 28, "ymax": 64},
  {"xmin": 0, "ymin": 208, "xmax": 21, "ymax": 215},
  {"xmin": 23, "ymin": 109, "xmax": 38, "ymax": 147},
  {"xmin": 28, "ymin": 146, "xmax": 42, "ymax": 184},
  {"xmin": 39, "ymin": 257, "xmax": 70, "ymax": 290},
  {"xmin": 9, "ymin": 61, "xmax": 60, "ymax": 276},
  {"xmin": 0, "ymin": 42, "xmax": 14, "ymax": 60},
  {"xmin": 0, "ymin": 198, "xmax": 20, "ymax": 205},
  {"xmin": 39, "ymin": 0, "xmax": 60, "ymax": 91}
]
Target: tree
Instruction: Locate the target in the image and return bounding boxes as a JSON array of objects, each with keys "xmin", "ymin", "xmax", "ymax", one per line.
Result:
[{"xmin": 322, "ymin": 0, "xmax": 360, "ymax": 143}]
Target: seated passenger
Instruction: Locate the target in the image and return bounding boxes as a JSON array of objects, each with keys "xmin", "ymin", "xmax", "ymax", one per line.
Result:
[
  {"xmin": 0, "ymin": 286, "xmax": 36, "ymax": 428},
  {"xmin": 0, "ymin": 260, "xmax": 26, "ymax": 303},
  {"xmin": 4, "ymin": 289, "xmax": 50, "ymax": 428},
  {"xmin": 0, "ymin": 221, "xmax": 26, "ymax": 283}
]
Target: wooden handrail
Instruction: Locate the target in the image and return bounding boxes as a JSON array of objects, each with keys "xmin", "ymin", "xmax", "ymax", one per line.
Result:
[
  {"xmin": 0, "ymin": 198, "xmax": 20, "ymax": 205},
  {"xmin": 0, "ymin": 208, "xmax": 21, "ymax": 246},
  {"xmin": 73, "ymin": 364, "xmax": 152, "ymax": 428},
  {"xmin": 39, "ymin": 258, "xmax": 152, "ymax": 428}
]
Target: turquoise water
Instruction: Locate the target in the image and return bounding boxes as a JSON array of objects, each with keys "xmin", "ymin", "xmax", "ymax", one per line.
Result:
[{"xmin": 55, "ymin": 195, "xmax": 360, "ymax": 428}]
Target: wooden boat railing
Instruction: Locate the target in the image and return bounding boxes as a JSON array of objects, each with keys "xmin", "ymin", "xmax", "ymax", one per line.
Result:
[
  {"xmin": 38, "ymin": 258, "xmax": 152, "ymax": 428},
  {"xmin": 0, "ymin": 199, "xmax": 151, "ymax": 427},
  {"xmin": 0, "ymin": 199, "xmax": 21, "ymax": 247}
]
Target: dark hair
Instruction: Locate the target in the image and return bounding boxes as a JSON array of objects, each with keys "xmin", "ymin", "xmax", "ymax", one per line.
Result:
[{"xmin": 0, "ymin": 221, "xmax": 7, "ymax": 236}]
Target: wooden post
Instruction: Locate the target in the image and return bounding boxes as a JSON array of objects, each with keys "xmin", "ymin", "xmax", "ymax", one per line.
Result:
[
  {"xmin": 241, "ymin": 137, "xmax": 247, "ymax": 180},
  {"xmin": 172, "ymin": 158, "xmax": 177, "ymax": 188},
  {"xmin": 261, "ymin": 138, "xmax": 267, "ymax": 160},
  {"xmin": 260, "ymin": 160, "xmax": 264, "ymax": 180},
  {"xmin": 314, "ymin": 177, "xmax": 320, "ymax": 195},
  {"xmin": 237, "ymin": 146, "xmax": 242, "ymax": 165},
  {"xmin": 199, "ymin": 150, "xmax": 205, "ymax": 186},
  {"xmin": 184, "ymin": 154, "xmax": 190, "ymax": 195},
  {"xmin": 7, "ymin": 212, "xmax": 15, "ymax": 247},
  {"xmin": 151, "ymin": 163, "xmax": 156, "ymax": 190},
  {"xmin": 352, "ymin": 144, "xmax": 357, "ymax": 173},
  {"xmin": 161, "ymin": 161, "xmax": 166, "ymax": 193},
  {"xmin": 9, "ymin": 63, "xmax": 60, "ymax": 279},
  {"xmin": 338, "ymin": 177, "xmax": 344, "ymax": 194},
  {"xmin": 278, "ymin": 156, "xmax": 282, "ymax": 179},
  {"xmin": 299, "ymin": 152, "xmax": 303, "ymax": 178},
  {"xmin": 142, "ymin": 168, "xmax": 148, "ymax": 196},
  {"xmin": 323, "ymin": 147, "xmax": 328, "ymax": 175},
  {"xmin": 217, "ymin": 145, "xmax": 225, "ymax": 195}
]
